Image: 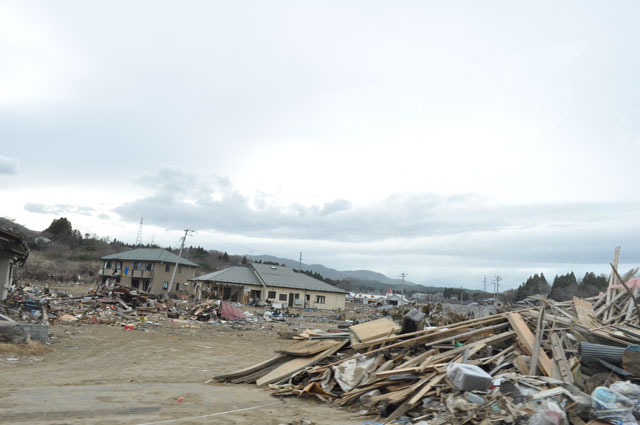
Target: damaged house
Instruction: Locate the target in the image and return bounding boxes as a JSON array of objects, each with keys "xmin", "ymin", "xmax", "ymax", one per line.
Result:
[
  {"xmin": 99, "ymin": 248, "xmax": 199, "ymax": 294},
  {"xmin": 0, "ymin": 228, "xmax": 29, "ymax": 301},
  {"xmin": 190, "ymin": 263, "xmax": 347, "ymax": 310}
]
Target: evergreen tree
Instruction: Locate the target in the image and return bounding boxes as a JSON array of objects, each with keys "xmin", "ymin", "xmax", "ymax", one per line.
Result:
[
  {"xmin": 550, "ymin": 272, "xmax": 578, "ymax": 301},
  {"xmin": 515, "ymin": 273, "xmax": 551, "ymax": 301}
]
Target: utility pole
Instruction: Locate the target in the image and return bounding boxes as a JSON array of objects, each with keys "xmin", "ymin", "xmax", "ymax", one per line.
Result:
[
  {"xmin": 400, "ymin": 273, "xmax": 407, "ymax": 307},
  {"xmin": 167, "ymin": 229, "xmax": 193, "ymax": 293},
  {"xmin": 483, "ymin": 275, "xmax": 487, "ymax": 292},
  {"xmin": 298, "ymin": 251, "xmax": 303, "ymax": 272},
  {"xmin": 494, "ymin": 275, "xmax": 501, "ymax": 304}
]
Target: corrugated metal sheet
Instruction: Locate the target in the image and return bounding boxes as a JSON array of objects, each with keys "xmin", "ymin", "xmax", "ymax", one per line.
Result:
[
  {"xmin": 101, "ymin": 248, "xmax": 199, "ymax": 267},
  {"xmin": 578, "ymin": 342, "xmax": 625, "ymax": 365}
]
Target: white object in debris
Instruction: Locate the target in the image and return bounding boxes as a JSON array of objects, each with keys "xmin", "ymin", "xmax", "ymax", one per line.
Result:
[
  {"xmin": 332, "ymin": 357, "xmax": 375, "ymax": 392},
  {"xmin": 446, "ymin": 363, "xmax": 492, "ymax": 392}
]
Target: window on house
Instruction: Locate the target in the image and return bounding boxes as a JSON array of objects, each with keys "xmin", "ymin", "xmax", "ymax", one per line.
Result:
[
  {"xmin": 279, "ymin": 294, "xmax": 287, "ymax": 301},
  {"xmin": 133, "ymin": 262, "xmax": 142, "ymax": 270},
  {"xmin": 268, "ymin": 291, "xmax": 276, "ymax": 299},
  {"xmin": 105, "ymin": 261, "xmax": 112, "ymax": 269},
  {"xmin": 163, "ymin": 281, "xmax": 168, "ymax": 290},
  {"xmin": 294, "ymin": 293, "xmax": 300, "ymax": 299},
  {"xmin": 178, "ymin": 265, "xmax": 182, "ymax": 274},
  {"xmin": 145, "ymin": 263, "xmax": 153, "ymax": 271},
  {"xmin": 315, "ymin": 295, "xmax": 325, "ymax": 304},
  {"xmin": 115, "ymin": 261, "xmax": 122, "ymax": 270},
  {"xmin": 165, "ymin": 263, "xmax": 170, "ymax": 273}
]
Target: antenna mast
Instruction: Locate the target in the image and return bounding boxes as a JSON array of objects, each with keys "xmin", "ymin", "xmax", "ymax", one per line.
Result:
[{"xmin": 135, "ymin": 217, "xmax": 143, "ymax": 246}]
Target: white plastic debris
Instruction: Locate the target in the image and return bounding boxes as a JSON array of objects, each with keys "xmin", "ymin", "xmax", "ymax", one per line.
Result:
[{"xmin": 446, "ymin": 363, "xmax": 492, "ymax": 392}]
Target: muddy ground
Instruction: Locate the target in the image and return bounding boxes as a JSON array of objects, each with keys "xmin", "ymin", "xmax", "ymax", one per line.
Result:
[{"xmin": 0, "ymin": 318, "xmax": 366, "ymax": 425}]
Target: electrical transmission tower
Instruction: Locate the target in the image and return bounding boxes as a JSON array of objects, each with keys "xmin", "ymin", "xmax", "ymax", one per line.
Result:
[
  {"xmin": 494, "ymin": 275, "xmax": 502, "ymax": 303},
  {"xmin": 135, "ymin": 217, "xmax": 143, "ymax": 246},
  {"xmin": 483, "ymin": 275, "xmax": 487, "ymax": 292}
]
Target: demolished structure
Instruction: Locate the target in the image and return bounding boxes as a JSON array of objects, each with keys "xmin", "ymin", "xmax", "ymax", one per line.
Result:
[
  {"xmin": 215, "ymin": 263, "xmax": 640, "ymax": 425},
  {"xmin": 0, "ymin": 227, "xmax": 29, "ymax": 301},
  {"xmin": 190, "ymin": 263, "xmax": 348, "ymax": 310}
]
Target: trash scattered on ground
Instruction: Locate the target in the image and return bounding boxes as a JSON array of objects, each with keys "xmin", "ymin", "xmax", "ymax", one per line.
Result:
[{"xmin": 214, "ymin": 264, "xmax": 640, "ymax": 424}]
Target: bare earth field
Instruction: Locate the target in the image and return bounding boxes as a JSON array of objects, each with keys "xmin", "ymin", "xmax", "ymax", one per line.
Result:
[{"xmin": 0, "ymin": 320, "xmax": 363, "ymax": 425}]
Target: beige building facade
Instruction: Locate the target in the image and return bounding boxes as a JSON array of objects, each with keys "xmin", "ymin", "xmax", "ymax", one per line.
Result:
[
  {"xmin": 99, "ymin": 248, "xmax": 199, "ymax": 295},
  {"xmin": 191, "ymin": 263, "xmax": 347, "ymax": 310}
]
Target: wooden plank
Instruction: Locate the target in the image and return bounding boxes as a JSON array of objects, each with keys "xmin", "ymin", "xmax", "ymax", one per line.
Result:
[
  {"xmin": 550, "ymin": 333, "xmax": 573, "ymax": 384},
  {"xmin": 276, "ymin": 339, "xmax": 343, "ymax": 356},
  {"xmin": 529, "ymin": 307, "xmax": 545, "ymax": 375},
  {"xmin": 420, "ymin": 331, "xmax": 516, "ymax": 371},
  {"xmin": 383, "ymin": 375, "xmax": 443, "ymax": 425},
  {"xmin": 604, "ymin": 247, "xmax": 621, "ymax": 321},
  {"xmin": 256, "ymin": 340, "xmax": 347, "ymax": 386},
  {"xmin": 350, "ymin": 313, "xmax": 508, "ymax": 350},
  {"xmin": 348, "ymin": 318, "xmax": 400, "ymax": 344},
  {"xmin": 507, "ymin": 312, "xmax": 554, "ymax": 377},
  {"xmin": 370, "ymin": 373, "xmax": 435, "ymax": 404},
  {"xmin": 316, "ymin": 322, "xmax": 509, "ymax": 372},
  {"xmin": 573, "ymin": 297, "xmax": 600, "ymax": 329},
  {"xmin": 214, "ymin": 354, "xmax": 288, "ymax": 380}
]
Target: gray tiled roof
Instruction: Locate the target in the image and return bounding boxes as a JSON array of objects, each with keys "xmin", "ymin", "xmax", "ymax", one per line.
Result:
[
  {"xmin": 191, "ymin": 263, "xmax": 346, "ymax": 294},
  {"xmin": 190, "ymin": 266, "xmax": 261, "ymax": 285},
  {"xmin": 101, "ymin": 248, "xmax": 200, "ymax": 267}
]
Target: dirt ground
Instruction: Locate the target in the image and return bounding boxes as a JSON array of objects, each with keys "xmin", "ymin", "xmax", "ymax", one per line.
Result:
[{"xmin": 0, "ymin": 318, "xmax": 365, "ymax": 425}]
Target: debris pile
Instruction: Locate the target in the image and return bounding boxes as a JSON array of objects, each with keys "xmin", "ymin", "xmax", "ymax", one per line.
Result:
[
  {"xmin": 0, "ymin": 282, "xmax": 265, "ymax": 330},
  {"xmin": 214, "ymin": 285, "xmax": 640, "ymax": 424}
]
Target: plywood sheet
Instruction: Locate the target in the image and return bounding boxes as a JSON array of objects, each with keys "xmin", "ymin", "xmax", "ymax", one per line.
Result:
[
  {"xmin": 256, "ymin": 340, "xmax": 347, "ymax": 386},
  {"xmin": 349, "ymin": 318, "xmax": 400, "ymax": 344},
  {"xmin": 277, "ymin": 339, "xmax": 344, "ymax": 356}
]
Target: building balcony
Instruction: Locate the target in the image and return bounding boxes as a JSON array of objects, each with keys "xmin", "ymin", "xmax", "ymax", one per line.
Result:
[
  {"xmin": 98, "ymin": 268, "xmax": 153, "ymax": 278},
  {"xmin": 131, "ymin": 269, "xmax": 153, "ymax": 278},
  {"xmin": 99, "ymin": 268, "xmax": 121, "ymax": 276}
]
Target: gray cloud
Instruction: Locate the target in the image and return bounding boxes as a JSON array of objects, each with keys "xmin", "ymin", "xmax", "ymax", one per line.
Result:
[
  {"xmin": 0, "ymin": 156, "xmax": 20, "ymax": 175},
  {"xmin": 25, "ymin": 203, "xmax": 95, "ymax": 215},
  {"xmin": 114, "ymin": 169, "xmax": 640, "ymax": 267}
]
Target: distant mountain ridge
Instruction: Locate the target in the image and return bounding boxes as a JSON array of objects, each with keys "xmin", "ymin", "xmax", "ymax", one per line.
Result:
[{"xmin": 248, "ymin": 254, "xmax": 420, "ymax": 289}]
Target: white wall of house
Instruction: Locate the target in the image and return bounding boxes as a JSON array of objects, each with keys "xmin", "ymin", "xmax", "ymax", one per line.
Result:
[{"xmin": 0, "ymin": 257, "xmax": 11, "ymax": 301}]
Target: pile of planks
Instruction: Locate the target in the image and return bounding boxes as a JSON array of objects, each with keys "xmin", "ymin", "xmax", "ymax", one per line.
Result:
[{"xmin": 214, "ymin": 292, "xmax": 640, "ymax": 424}]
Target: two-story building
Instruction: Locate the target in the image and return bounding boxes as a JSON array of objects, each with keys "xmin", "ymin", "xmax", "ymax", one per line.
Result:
[
  {"xmin": 190, "ymin": 263, "xmax": 347, "ymax": 310},
  {"xmin": 99, "ymin": 248, "xmax": 199, "ymax": 294}
]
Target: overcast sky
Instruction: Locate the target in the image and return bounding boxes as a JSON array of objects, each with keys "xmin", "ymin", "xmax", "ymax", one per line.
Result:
[{"xmin": 2, "ymin": 1, "xmax": 640, "ymax": 290}]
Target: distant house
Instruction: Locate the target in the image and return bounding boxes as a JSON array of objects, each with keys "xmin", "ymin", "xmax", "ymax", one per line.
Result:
[
  {"xmin": 386, "ymin": 293, "xmax": 410, "ymax": 306},
  {"xmin": 0, "ymin": 228, "xmax": 29, "ymax": 301},
  {"xmin": 99, "ymin": 248, "xmax": 199, "ymax": 294},
  {"xmin": 190, "ymin": 263, "xmax": 348, "ymax": 310}
]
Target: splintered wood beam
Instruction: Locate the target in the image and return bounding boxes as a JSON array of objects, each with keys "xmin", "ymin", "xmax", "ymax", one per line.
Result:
[{"xmin": 507, "ymin": 312, "xmax": 554, "ymax": 377}]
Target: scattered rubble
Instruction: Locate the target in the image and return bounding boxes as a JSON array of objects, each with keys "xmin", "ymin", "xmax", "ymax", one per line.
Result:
[{"xmin": 214, "ymin": 265, "xmax": 640, "ymax": 425}]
